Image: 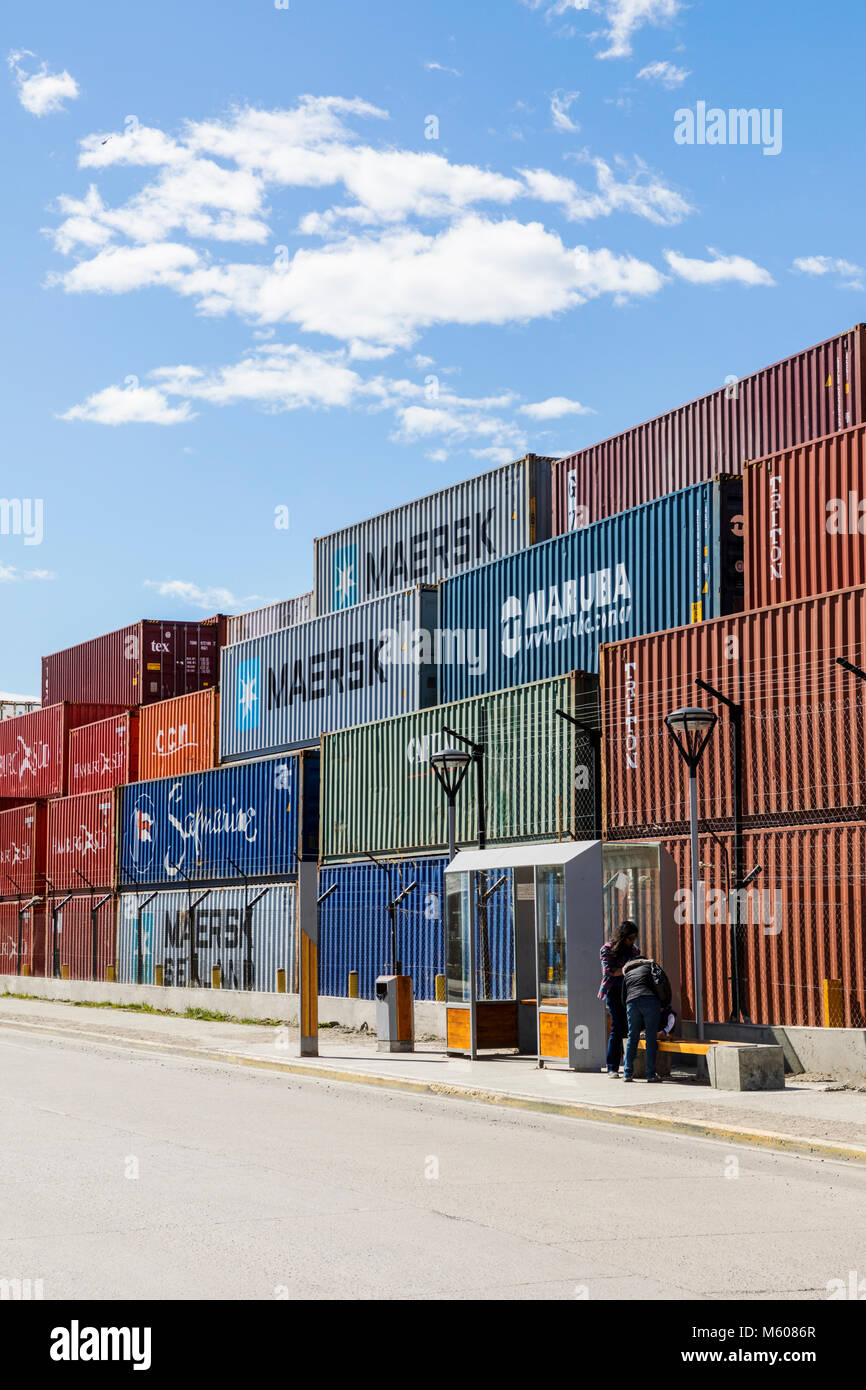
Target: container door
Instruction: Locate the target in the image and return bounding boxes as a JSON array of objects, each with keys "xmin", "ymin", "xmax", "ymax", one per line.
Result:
[
  {"xmin": 444, "ymin": 870, "xmax": 476, "ymax": 1056},
  {"xmin": 536, "ymin": 865, "xmax": 569, "ymax": 1063}
]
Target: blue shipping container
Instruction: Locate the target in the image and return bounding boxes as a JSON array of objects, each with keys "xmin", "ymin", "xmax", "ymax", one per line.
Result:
[
  {"xmin": 219, "ymin": 587, "xmax": 439, "ymax": 760},
  {"xmin": 439, "ymin": 477, "xmax": 743, "ymax": 699},
  {"xmin": 118, "ymin": 752, "xmax": 319, "ymax": 887},
  {"xmin": 318, "ymin": 856, "xmax": 515, "ymax": 1002}
]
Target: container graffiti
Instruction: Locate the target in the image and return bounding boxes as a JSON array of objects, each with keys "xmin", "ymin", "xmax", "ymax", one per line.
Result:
[
  {"xmin": 44, "ymin": 893, "xmax": 117, "ymax": 981},
  {"xmin": 68, "ymin": 711, "xmax": 138, "ymax": 795},
  {"xmin": 0, "ymin": 802, "xmax": 46, "ymax": 896},
  {"xmin": 0, "ymin": 703, "xmax": 127, "ymax": 799},
  {"xmin": 47, "ymin": 790, "xmax": 118, "ymax": 891},
  {"xmin": 0, "ymin": 899, "xmax": 46, "ymax": 976},
  {"xmin": 138, "ymin": 688, "xmax": 219, "ymax": 781}
]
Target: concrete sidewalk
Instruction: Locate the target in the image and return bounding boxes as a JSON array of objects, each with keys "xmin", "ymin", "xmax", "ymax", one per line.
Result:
[{"xmin": 2, "ymin": 993, "xmax": 866, "ymax": 1164}]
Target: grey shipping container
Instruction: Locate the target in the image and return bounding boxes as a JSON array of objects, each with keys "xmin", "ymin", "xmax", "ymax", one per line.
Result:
[
  {"xmin": 117, "ymin": 882, "xmax": 297, "ymax": 991},
  {"xmin": 226, "ymin": 594, "xmax": 313, "ymax": 644},
  {"xmin": 219, "ymin": 586, "xmax": 439, "ymax": 759},
  {"xmin": 313, "ymin": 454, "xmax": 552, "ymax": 614}
]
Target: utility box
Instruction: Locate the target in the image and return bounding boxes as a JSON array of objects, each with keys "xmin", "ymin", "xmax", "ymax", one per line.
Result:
[{"xmin": 375, "ymin": 975, "xmax": 414, "ymax": 1053}]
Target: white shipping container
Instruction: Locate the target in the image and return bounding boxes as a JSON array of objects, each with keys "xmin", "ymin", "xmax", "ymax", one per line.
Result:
[{"xmin": 226, "ymin": 594, "xmax": 313, "ymax": 644}]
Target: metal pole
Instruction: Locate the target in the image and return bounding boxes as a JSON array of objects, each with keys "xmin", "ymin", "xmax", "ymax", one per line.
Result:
[
  {"xmin": 689, "ymin": 772, "xmax": 704, "ymax": 1041},
  {"xmin": 447, "ymin": 799, "xmax": 456, "ymax": 864}
]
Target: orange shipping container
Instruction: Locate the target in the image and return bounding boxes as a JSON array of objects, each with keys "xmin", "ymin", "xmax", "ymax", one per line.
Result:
[{"xmin": 137, "ymin": 688, "xmax": 219, "ymax": 781}]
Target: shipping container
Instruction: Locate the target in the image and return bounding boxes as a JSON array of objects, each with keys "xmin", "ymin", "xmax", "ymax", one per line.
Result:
[
  {"xmin": 318, "ymin": 857, "xmax": 515, "ymax": 1002},
  {"xmin": 42, "ymin": 619, "xmax": 222, "ymax": 708},
  {"xmin": 552, "ymin": 324, "xmax": 865, "ymax": 531},
  {"xmin": 226, "ymin": 595, "xmax": 313, "ymax": 644},
  {"xmin": 321, "ymin": 674, "xmax": 599, "ymax": 863},
  {"xmin": 0, "ymin": 899, "xmax": 46, "ymax": 976},
  {"xmin": 118, "ymin": 751, "xmax": 319, "ymax": 888},
  {"xmin": 0, "ymin": 699, "xmax": 39, "ymax": 721},
  {"xmin": 47, "ymin": 790, "xmax": 118, "ymax": 892},
  {"xmin": 43, "ymin": 892, "xmax": 117, "ymax": 981},
  {"xmin": 658, "ymin": 823, "xmax": 866, "ymax": 1030},
  {"xmin": 219, "ymin": 587, "xmax": 439, "ymax": 760},
  {"xmin": 117, "ymin": 882, "xmax": 297, "ymax": 991},
  {"xmin": 0, "ymin": 802, "xmax": 47, "ymax": 897},
  {"xmin": 440, "ymin": 477, "xmax": 743, "ymax": 702},
  {"xmin": 138, "ymin": 688, "xmax": 219, "ymax": 781},
  {"xmin": 0, "ymin": 702, "xmax": 127, "ymax": 799},
  {"xmin": 601, "ymin": 583, "xmax": 866, "ymax": 834},
  {"xmin": 314, "ymin": 455, "xmax": 553, "ymax": 614},
  {"xmin": 68, "ymin": 711, "xmax": 138, "ymax": 795},
  {"xmin": 745, "ymin": 423, "xmax": 866, "ymax": 609}
]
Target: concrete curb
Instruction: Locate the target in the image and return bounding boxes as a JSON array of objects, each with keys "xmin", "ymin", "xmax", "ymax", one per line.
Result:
[{"xmin": 3, "ymin": 1014, "xmax": 865, "ymax": 1167}]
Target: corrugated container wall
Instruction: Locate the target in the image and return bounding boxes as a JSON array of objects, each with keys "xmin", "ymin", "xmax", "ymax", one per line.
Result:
[
  {"xmin": 314, "ymin": 455, "xmax": 553, "ymax": 614},
  {"xmin": 68, "ymin": 711, "xmax": 138, "ymax": 794},
  {"xmin": 552, "ymin": 325, "xmax": 865, "ymax": 530},
  {"xmin": 0, "ymin": 900, "xmax": 46, "ymax": 975},
  {"xmin": 659, "ymin": 824, "xmax": 866, "ymax": 1030},
  {"xmin": 42, "ymin": 620, "xmax": 221, "ymax": 707},
  {"xmin": 0, "ymin": 703, "xmax": 127, "ymax": 799},
  {"xmin": 118, "ymin": 751, "xmax": 319, "ymax": 887},
  {"xmin": 601, "ymin": 584, "xmax": 866, "ymax": 834},
  {"xmin": 0, "ymin": 700, "xmax": 40, "ymax": 720},
  {"xmin": 441, "ymin": 478, "xmax": 743, "ymax": 701},
  {"xmin": 138, "ymin": 688, "xmax": 219, "ymax": 781},
  {"xmin": 117, "ymin": 883, "xmax": 297, "ymax": 991},
  {"xmin": 321, "ymin": 674, "xmax": 599, "ymax": 863},
  {"xmin": 0, "ymin": 802, "xmax": 47, "ymax": 897},
  {"xmin": 745, "ymin": 424, "xmax": 866, "ymax": 609},
  {"xmin": 47, "ymin": 790, "xmax": 117, "ymax": 891},
  {"xmin": 318, "ymin": 857, "xmax": 515, "ymax": 1002},
  {"xmin": 44, "ymin": 893, "xmax": 117, "ymax": 981},
  {"xmin": 219, "ymin": 587, "xmax": 439, "ymax": 760},
  {"xmin": 226, "ymin": 595, "xmax": 313, "ymax": 643}
]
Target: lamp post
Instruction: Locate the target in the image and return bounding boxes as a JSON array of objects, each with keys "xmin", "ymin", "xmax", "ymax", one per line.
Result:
[
  {"xmin": 664, "ymin": 706, "xmax": 718, "ymax": 1040},
  {"xmin": 430, "ymin": 746, "xmax": 473, "ymax": 864}
]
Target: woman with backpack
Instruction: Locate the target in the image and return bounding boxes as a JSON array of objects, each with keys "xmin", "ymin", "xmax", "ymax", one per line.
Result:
[
  {"xmin": 620, "ymin": 955, "xmax": 673, "ymax": 1083},
  {"xmin": 598, "ymin": 920, "xmax": 640, "ymax": 1076}
]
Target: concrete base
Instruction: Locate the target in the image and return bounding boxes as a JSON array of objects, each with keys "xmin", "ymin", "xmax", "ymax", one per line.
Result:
[
  {"xmin": 707, "ymin": 1044, "xmax": 785, "ymax": 1091},
  {"xmin": 631, "ymin": 1046, "xmax": 672, "ymax": 1079},
  {"xmin": 772, "ymin": 1027, "xmax": 866, "ymax": 1086}
]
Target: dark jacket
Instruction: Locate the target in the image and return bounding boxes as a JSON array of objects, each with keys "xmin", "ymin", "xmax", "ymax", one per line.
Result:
[{"xmin": 622, "ymin": 957, "xmax": 671, "ymax": 1008}]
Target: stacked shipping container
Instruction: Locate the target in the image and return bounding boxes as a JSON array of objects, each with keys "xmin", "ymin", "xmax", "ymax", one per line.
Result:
[{"xmin": 42, "ymin": 619, "xmax": 221, "ymax": 707}]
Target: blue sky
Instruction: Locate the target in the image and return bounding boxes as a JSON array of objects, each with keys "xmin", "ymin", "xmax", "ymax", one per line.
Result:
[{"xmin": 2, "ymin": 0, "xmax": 863, "ymax": 695}]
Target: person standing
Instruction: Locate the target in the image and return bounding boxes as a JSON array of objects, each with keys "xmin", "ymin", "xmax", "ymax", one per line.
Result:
[
  {"xmin": 598, "ymin": 921, "xmax": 639, "ymax": 1076},
  {"xmin": 621, "ymin": 955, "xmax": 672, "ymax": 1083}
]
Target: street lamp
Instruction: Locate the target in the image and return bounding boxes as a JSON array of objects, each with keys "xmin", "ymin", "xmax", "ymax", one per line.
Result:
[
  {"xmin": 664, "ymin": 706, "xmax": 718, "ymax": 1040},
  {"xmin": 430, "ymin": 746, "xmax": 473, "ymax": 863}
]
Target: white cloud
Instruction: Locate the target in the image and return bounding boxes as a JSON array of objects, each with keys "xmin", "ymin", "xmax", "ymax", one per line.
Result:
[
  {"xmin": 550, "ymin": 90, "xmax": 580, "ymax": 133},
  {"xmin": 61, "ymin": 384, "xmax": 196, "ymax": 425},
  {"xmin": 151, "ymin": 344, "xmax": 363, "ymax": 411},
  {"xmin": 0, "ymin": 564, "xmax": 55, "ymax": 582},
  {"xmin": 521, "ymin": 157, "xmax": 691, "ymax": 225},
  {"xmin": 425, "ymin": 62, "xmax": 461, "ymax": 77},
  {"xmin": 523, "ymin": 0, "xmax": 683, "ymax": 59},
  {"xmin": 636, "ymin": 59, "xmax": 690, "ymax": 88},
  {"xmin": 8, "ymin": 50, "xmax": 79, "ymax": 116},
  {"xmin": 520, "ymin": 396, "xmax": 595, "ymax": 419},
  {"xmin": 143, "ymin": 579, "xmax": 262, "ymax": 612},
  {"xmin": 48, "ymin": 241, "xmax": 200, "ymax": 294},
  {"xmin": 793, "ymin": 255, "xmax": 864, "ymax": 291},
  {"xmin": 470, "ymin": 446, "xmax": 521, "ymax": 464},
  {"xmin": 664, "ymin": 247, "xmax": 775, "ymax": 287},
  {"xmin": 0, "ymin": 690, "xmax": 40, "ymax": 701}
]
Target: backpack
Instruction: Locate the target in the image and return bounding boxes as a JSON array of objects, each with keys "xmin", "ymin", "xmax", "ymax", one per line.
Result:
[{"xmin": 650, "ymin": 961, "xmax": 672, "ymax": 1008}]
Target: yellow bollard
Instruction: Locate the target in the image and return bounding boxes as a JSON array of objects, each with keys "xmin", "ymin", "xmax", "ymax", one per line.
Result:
[
  {"xmin": 60, "ymin": 964, "xmax": 70, "ymax": 980},
  {"xmin": 211, "ymin": 965, "xmax": 221, "ymax": 990},
  {"xmin": 348, "ymin": 970, "xmax": 359, "ymax": 999},
  {"xmin": 155, "ymin": 964, "xmax": 164, "ymax": 988},
  {"xmin": 435, "ymin": 974, "xmax": 446, "ymax": 1002},
  {"xmin": 822, "ymin": 978, "xmax": 844, "ymax": 1028},
  {"xmin": 106, "ymin": 964, "xmax": 116, "ymax": 983},
  {"xmin": 276, "ymin": 968, "xmax": 286, "ymax": 994}
]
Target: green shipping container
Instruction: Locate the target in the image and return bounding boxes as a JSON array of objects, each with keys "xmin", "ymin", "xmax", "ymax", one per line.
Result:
[{"xmin": 320, "ymin": 673, "xmax": 599, "ymax": 863}]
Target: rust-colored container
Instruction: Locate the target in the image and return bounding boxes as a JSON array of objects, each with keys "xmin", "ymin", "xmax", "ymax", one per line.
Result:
[
  {"xmin": 658, "ymin": 823, "xmax": 866, "ymax": 1029},
  {"xmin": 47, "ymin": 790, "xmax": 118, "ymax": 891},
  {"xmin": 68, "ymin": 711, "xmax": 138, "ymax": 795},
  {"xmin": 0, "ymin": 802, "xmax": 47, "ymax": 897},
  {"xmin": 44, "ymin": 892, "xmax": 117, "ymax": 981},
  {"xmin": 0, "ymin": 703, "xmax": 126, "ymax": 799},
  {"xmin": 42, "ymin": 619, "xmax": 221, "ymax": 708},
  {"xmin": 745, "ymin": 423, "xmax": 866, "ymax": 609},
  {"xmin": 601, "ymin": 584, "xmax": 866, "ymax": 833},
  {"xmin": 137, "ymin": 688, "xmax": 219, "ymax": 781},
  {"xmin": 553, "ymin": 325, "xmax": 866, "ymax": 531},
  {"xmin": 0, "ymin": 899, "xmax": 46, "ymax": 976}
]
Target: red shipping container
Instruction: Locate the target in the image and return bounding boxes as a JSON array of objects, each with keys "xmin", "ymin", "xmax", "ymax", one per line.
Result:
[
  {"xmin": 45, "ymin": 892, "xmax": 116, "ymax": 981},
  {"xmin": 601, "ymin": 584, "xmax": 866, "ymax": 833},
  {"xmin": 68, "ymin": 711, "xmax": 138, "ymax": 794},
  {"xmin": 0, "ymin": 802, "xmax": 47, "ymax": 897},
  {"xmin": 658, "ymin": 823, "xmax": 866, "ymax": 1030},
  {"xmin": 0, "ymin": 703, "xmax": 126, "ymax": 799},
  {"xmin": 745, "ymin": 423, "xmax": 866, "ymax": 609},
  {"xmin": 47, "ymin": 790, "xmax": 117, "ymax": 891},
  {"xmin": 42, "ymin": 619, "xmax": 222, "ymax": 708},
  {"xmin": 552, "ymin": 325, "xmax": 865, "ymax": 532},
  {"xmin": 0, "ymin": 899, "xmax": 46, "ymax": 976},
  {"xmin": 137, "ymin": 688, "xmax": 219, "ymax": 780}
]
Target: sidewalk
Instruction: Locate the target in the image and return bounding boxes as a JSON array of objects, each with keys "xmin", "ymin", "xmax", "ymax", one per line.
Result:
[{"xmin": 3, "ymin": 993, "xmax": 866, "ymax": 1164}]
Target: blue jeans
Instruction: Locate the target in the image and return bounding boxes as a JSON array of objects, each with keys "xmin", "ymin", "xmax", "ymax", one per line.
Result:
[
  {"xmin": 604, "ymin": 985, "xmax": 628, "ymax": 1071},
  {"xmin": 624, "ymin": 996, "xmax": 662, "ymax": 1079}
]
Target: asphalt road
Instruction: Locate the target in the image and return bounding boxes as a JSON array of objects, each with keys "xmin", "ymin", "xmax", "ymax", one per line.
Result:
[{"xmin": 1, "ymin": 1025, "xmax": 864, "ymax": 1300}]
